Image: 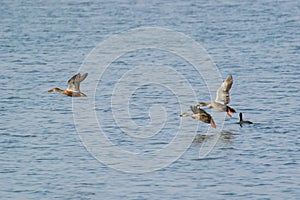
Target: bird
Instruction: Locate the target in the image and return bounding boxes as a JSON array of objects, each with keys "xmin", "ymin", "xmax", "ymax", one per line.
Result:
[
  {"xmin": 48, "ymin": 73, "xmax": 88, "ymax": 97},
  {"xmin": 180, "ymin": 106, "xmax": 216, "ymax": 128},
  {"xmin": 237, "ymin": 112, "xmax": 253, "ymax": 127},
  {"xmin": 197, "ymin": 75, "xmax": 236, "ymax": 117}
]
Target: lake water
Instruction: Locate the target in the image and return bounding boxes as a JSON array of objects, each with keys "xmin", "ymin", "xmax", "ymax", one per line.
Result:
[{"xmin": 1, "ymin": 0, "xmax": 299, "ymax": 199}]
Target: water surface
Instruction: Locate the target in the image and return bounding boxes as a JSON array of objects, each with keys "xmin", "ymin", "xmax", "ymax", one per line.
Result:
[{"xmin": 1, "ymin": 0, "xmax": 299, "ymax": 199}]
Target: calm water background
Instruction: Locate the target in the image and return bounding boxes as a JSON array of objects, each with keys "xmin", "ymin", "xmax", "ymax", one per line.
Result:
[{"xmin": 1, "ymin": 0, "xmax": 300, "ymax": 199}]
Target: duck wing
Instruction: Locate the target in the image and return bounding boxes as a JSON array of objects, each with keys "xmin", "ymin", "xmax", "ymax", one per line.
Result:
[
  {"xmin": 67, "ymin": 73, "xmax": 88, "ymax": 92},
  {"xmin": 190, "ymin": 106, "xmax": 209, "ymax": 115},
  {"xmin": 190, "ymin": 106, "xmax": 214, "ymax": 125},
  {"xmin": 190, "ymin": 105, "xmax": 201, "ymax": 114},
  {"xmin": 78, "ymin": 73, "xmax": 88, "ymax": 83},
  {"xmin": 215, "ymin": 75, "xmax": 233, "ymax": 105}
]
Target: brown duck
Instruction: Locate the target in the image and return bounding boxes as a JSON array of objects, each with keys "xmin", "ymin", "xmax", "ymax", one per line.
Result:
[
  {"xmin": 180, "ymin": 106, "xmax": 216, "ymax": 128},
  {"xmin": 48, "ymin": 73, "xmax": 88, "ymax": 97}
]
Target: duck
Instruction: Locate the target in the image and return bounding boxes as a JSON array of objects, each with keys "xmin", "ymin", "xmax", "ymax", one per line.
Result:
[
  {"xmin": 180, "ymin": 106, "xmax": 216, "ymax": 128},
  {"xmin": 48, "ymin": 73, "xmax": 88, "ymax": 97},
  {"xmin": 197, "ymin": 74, "xmax": 236, "ymax": 117},
  {"xmin": 237, "ymin": 112, "xmax": 253, "ymax": 127}
]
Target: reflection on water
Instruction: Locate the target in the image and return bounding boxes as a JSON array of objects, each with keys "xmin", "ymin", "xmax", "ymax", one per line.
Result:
[{"xmin": 192, "ymin": 131, "xmax": 235, "ymax": 145}]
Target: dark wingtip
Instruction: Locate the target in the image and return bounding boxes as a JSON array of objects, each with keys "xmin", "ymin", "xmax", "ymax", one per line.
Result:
[{"xmin": 227, "ymin": 106, "xmax": 236, "ymax": 113}]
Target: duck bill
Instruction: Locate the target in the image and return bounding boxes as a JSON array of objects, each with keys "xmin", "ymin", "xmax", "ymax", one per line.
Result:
[
  {"xmin": 210, "ymin": 120, "xmax": 216, "ymax": 128},
  {"xmin": 48, "ymin": 89, "xmax": 54, "ymax": 92}
]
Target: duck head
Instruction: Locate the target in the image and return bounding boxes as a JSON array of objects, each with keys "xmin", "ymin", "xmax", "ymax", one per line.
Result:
[{"xmin": 48, "ymin": 87, "xmax": 62, "ymax": 93}]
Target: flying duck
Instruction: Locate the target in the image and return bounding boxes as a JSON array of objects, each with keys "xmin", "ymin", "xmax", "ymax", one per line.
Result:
[
  {"xmin": 48, "ymin": 73, "xmax": 88, "ymax": 97},
  {"xmin": 197, "ymin": 75, "xmax": 236, "ymax": 117}
]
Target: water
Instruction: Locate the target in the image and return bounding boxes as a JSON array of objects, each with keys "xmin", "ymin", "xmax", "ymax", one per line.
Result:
[{"xmin": 1, "ymin": 0, "xmax": 299, "ymax": 199}]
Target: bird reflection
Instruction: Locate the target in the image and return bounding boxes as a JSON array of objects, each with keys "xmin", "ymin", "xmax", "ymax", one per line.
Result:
[{"xmin": 192, "ymin": 131, "xmax": 235, "ymax": 145}]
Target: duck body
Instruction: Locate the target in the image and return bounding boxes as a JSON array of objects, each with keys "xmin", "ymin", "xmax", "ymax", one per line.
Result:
[
  {"xmin": 47, "ymin": 88, "xmax": 87, "ymax": 97},
  {"xmin": 197, "ymin": 75, "xmax": 236, "ymax": 117},
  {"xmin": 180, "ymin": 106, "xmax": 216, "ymax": 128},
  {"xmin": 199, "ymin": 102, "xmax": 236, "ymax": 117},
  {"xmin": 48, "ymin": 73, "xmax": 88, "ymax": 97}
]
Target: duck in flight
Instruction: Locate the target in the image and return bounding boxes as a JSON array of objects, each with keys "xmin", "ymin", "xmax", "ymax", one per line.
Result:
[
  {"xmin": 197, "ymin": 75, "xmax": 236, "ymax": 117},
  {"xmin": 237, "ymin": 112, "xmax": 253, "ymax": 127},
  {"xmin": 180, "ymin": 106, "xmax": 216, "ymax": 128},
  {"xmin": 48, "ymin": 73, "xmax": 88, "ymax": 97}
]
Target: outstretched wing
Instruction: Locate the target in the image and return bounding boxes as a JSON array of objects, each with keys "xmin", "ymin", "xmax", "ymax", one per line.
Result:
[
  {"xmin": 215, "ymin": 75, "xmax": 233, "ymax": 105},
  {"xmin": 190, "ymin": 105, "xmax": 200, "ymax": 114},
  {"xmin": 190, "ymin": 105, "xmax": 208, "ymax": 115},
  {"xmin": 78, "ymin": 73, "xmax": 88, "ymax": 83},
  {"xmin": 67, "ymin": 73, "xmax": 88, "ymax": 92}
]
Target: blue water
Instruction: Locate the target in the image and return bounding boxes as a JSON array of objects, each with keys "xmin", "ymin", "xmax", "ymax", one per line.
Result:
[{"xmin": 1, "ymin": 0, "xmax": 299, "ymax": 199}]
